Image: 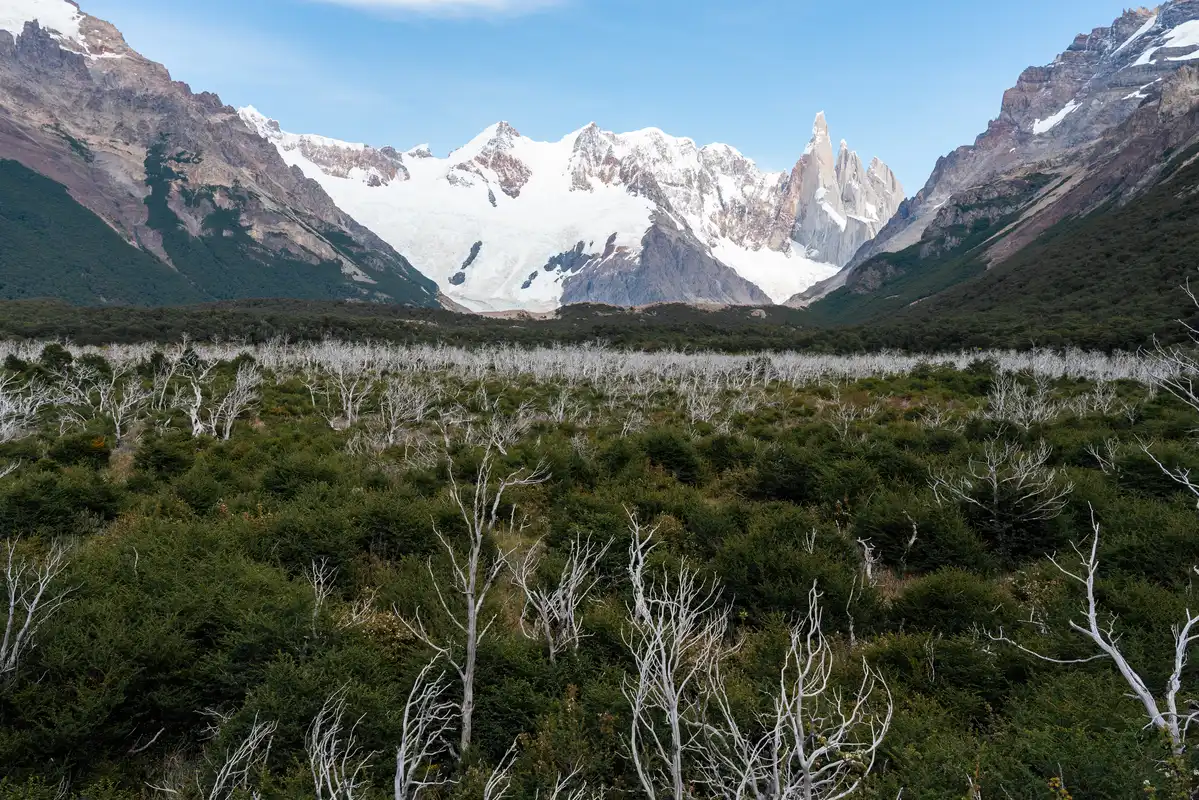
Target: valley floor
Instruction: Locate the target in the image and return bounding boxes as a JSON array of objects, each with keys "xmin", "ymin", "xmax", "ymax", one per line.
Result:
[{"xmin": 1, "ymin": 339, "xmax": 1198, "ymax": 798}]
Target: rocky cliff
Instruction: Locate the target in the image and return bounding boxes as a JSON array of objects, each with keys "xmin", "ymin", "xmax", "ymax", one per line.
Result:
[
  {"xmin": 794, "ymin": 0, "xmax": 1199, "ymax": 308},
  {"xmin": 0, "ymin": 0, "xmax": 441, "ymax": 307}
]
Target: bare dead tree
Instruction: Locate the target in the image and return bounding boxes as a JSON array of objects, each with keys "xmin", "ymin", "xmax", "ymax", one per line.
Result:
[
  {"xmin": 855, "ymin": 539, "xmax": 880, "ymax": 587},
  {"xmin": 314, "ymin": 362, "xmax": 378, "ymax": 430},
  {"xmin": 0, "ymin": 374, "xmax": 59, "ymax": 444},
  {"xmin": 177, "ymin": 360, "xmax": 220, "ymax": 438},
  {"xmin": 825, "ymin": 392, "xmax": 879, "ymax": 443},
  {"xmin": 1145, "ymin": 278, "xmax": 1199, "ymax": 417},
  {"xmin": 394, "ymin": 659, "xmax": 457, "ymax": 800},
  {"xmin": 109, "ymin": 377, "xmax": 153, "ymax": 445},
  {"xmin": 212, "ymin": 363, "xmax": 263, "ymax": 441},
  {"xmin": 480, "ymin": 400, "xmax": 538, "ymax": 456},
  {"xmin": 703, "ymin": 584, "xmax": 893, "ymax": 800},
  {"xmin": 624, "ymin": 510, "xmax": 732, "ymax": 800},
  {"xmin": 930, "ymin": 439, "xmax": 1073, "ymax": 559},
  {"xmin": 536, "ymin": 770, "xmax": 590, "ymax": 800},
  {"xmin": 483, "ymin": 741, "xmax": 520, "ymax": 800},
  {"xmin": 398, "ymin": 443, "xmax": 549, "ymax": 754},
  {"xmin": 1084, "ymin": 438, "xmax": 1122, "ymax": 475},
  {"xmin": 1, "ymin": 539, "xmax": 71, "ymax": 679},
  {"xmin": 378, "ymin": 379, "xmax": 437, "ymax": 444},
  {"xmin": 149, "ymin": 342, "xmax": 188, "ymax": 412},
  {"xmin": 681, "ymin": 379, "xmax": 722, "ymax": 426},
  {"xmin": 621, "ymin": 410, "xmax": 646, "ymax": 438},
  {"xmin": 205, "ymin": 714, "xmax": 276, "ymax": 800},
  {"xmin": 305, "ymin": 558, "xmax": 338, "ymax": 636},
  {"xmin": 548, "ymin": 387, "xmax": 575, "ymax": 424},
  {"xmin": 509, "ymin": 534, "xmax": 613, "ymax": 662},
  {"xmin": 992, "ymin": 510, "xmax": 1199, "ymax": 756},
  {"xmin": 308, "ymin": 685, "xmax": 376, "ymax": 800},
  {"xmin": 980, "ymin": 373, "xmax": 1062, "ymax": 430},
  {"xmin": 917, "ymin": 406, "xmax": 965, "ymax": 433}
]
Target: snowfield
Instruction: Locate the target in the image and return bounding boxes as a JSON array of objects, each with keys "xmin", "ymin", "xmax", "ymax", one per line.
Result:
[{"xmin": 0, "ymin": 0, "xmax": 82, "ymax": 44}]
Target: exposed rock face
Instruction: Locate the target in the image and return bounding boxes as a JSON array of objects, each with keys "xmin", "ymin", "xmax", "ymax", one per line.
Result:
[
  {"xmin": 796, "ymin": 0, "xmax": 1199, "ymax": 307},
  {"xmin": 467, "ymin": 122, "xmax": 531, "ymax": 198},
  {"xmin": 0, "ymin": 1, "xmax": 440, "ymax": 306},
  {"xmin": 769, "ymin": 113, "xmax": 904, "ymax": 266},
  {"xmin": 559, "ymin": 215, "xmax": 772, "ymax": 307},
  {"xmin": 240, "ymin": 107, "xmax": 410, "ymax": 187},
  {"xmin": 251, "ymin": 111, "xmax": 902, "ymax": 311}
]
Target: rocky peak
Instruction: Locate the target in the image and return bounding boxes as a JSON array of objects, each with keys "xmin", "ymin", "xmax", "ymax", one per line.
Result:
[
  {"xmin": 477, "ymin": 121, "xmax": 521, "ymax": 154},
  {"xmin": 767, "ymin": 113, "xmax": 901, "ymax": 266},
  {"xmin": 238, "ymin": 106, "xmax": 410, "ymax": 186},
  {"xmin": 569, "ymin": 123, "xmax": 620, "ymax": 190},
  {"xmin": 465, "ymin": 121, "xmax": 531, "ymax": 198}
]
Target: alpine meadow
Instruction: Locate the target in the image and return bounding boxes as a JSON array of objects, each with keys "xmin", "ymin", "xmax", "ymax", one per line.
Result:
[{"xmin": 7, "ymin": 0, "xmax": 1199, "ymax": 798}]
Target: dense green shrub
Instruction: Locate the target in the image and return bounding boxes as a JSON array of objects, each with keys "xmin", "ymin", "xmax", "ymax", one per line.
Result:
[
  {"xmin": 46, "ymin": 432, "xmax": 111, "ymax": 469},
  {"xmin": 890, "ymin": 568, "xmax": 1012, "ymax": 634},
  {"xmin": 642, "ymin": 428, "xmax": 702, "ymax": 485},
  {"xmin": 854, "ymin": 491, "xmax": 991, "ymax": 574}
]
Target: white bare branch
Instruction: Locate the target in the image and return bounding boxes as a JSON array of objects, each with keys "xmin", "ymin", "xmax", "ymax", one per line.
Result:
[
  {"xmin": 1, "ymin": 539, "xmax": 72, "ymax": 678},
  {"xmin": 992, "ymin": 508, "xmax": 1199, "ymax": 756},
  {"xmin": 398, "ymin": 441, "xmax": 549, "ymax": 755},
  {"xmin": 702, "ymin": 584, "xmax": 893, "ymax": 800},
  {"xmin": 206, "ymin": 714, "xmax": 276, "ymax": 800},
  {"xmin": 624, "ymin": 510, "xmax": 732, "ymax": 800},
  {"xmin": 305, "ymin": 558, "xmax": 338, "ymax": 635},
  {"xmin": 308, "ymin": 685, "xmax": 376, "ymax": 800},
  {"xmin": 394, "ymin": 658, "xmax": 458, "ymax": 800},
  {"xmin": 930, "ymin": 439, "xmax": 1073, "ymax": 557},
  {"xmin": 509, "ymin": 534, "xmax": 613, "ymax": 662},
  {"xmin": 483, "ymin": 741, "xmax": 520, "ymax": 800}
]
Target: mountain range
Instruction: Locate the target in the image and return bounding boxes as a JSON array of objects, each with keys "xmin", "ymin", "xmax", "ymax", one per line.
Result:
[
  {"xmin": 240, "ymin": 109, "xmax": 903, "ymax": 312},
  {"xmin": 0, "ymin": 0, "xmax": 440, "ymax": 308},
  {"xmin": 3, "ymin": 0, "xmax": 1199, "ymax": 335}
]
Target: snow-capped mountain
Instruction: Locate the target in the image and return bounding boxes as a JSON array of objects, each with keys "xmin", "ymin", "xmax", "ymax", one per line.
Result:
[
  {"xmin": 241, "ymin": 109, "xmax": 903, "ymax": 312},
  {"xmin": 797, "ymin": 0, "xmax": 1199, "ymax": 307}
]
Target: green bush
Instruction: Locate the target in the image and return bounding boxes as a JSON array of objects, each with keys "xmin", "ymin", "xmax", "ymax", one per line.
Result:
[
  {"xmin": 642, "ymin": 428, "xmax": 702, "ymax": 485},
  {"xmin": 891, "ymin": 568, "xmax": 1012, "ymax": 634},
  {"xmin": 46, "ymin": 432, "xmax": 111, "ymax": 469},
  {"xmin": 854, "ymin": 491, "xmax": 991, "ymax": 574}
]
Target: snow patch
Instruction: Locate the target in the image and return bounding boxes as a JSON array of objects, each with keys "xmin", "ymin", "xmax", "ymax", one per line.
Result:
[
  {"xmin": 710, "ymin": 242, "xmax": 838, "ymax": 304},
  {"xmin": 247, "ymin": 110, "xmax": 891, "ymax": 311},
  {"xmin": 1134, "ymin": 19, "xmax": 1199, "ymax": 66},
  {"xmin": 272, "ymin": 128, "xmax": 655, "ymax": 312},
  {"xmin": 1123, "ymin": 79, "xmax": 1161, "ymax": 100},
  {"xmin": 1032, "ymin": 100, "xmax": 1080, "ymax": 135},
  {"xmin": 1112, "ymin": 14, "xmax": 1157, "ymax": 57},
  {"xmin": 819, "ymin": 200, "xmax": 847, "ymax": 232},
  {"xmin": 0, "ymin": 0, "xmax": 82, "ymax": 44},
  {"xmin": 240, "ymin": 106, "xmax": 367, "ymax": 152}
]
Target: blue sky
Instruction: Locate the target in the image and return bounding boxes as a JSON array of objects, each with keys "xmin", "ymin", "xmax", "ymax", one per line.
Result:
[{"xmin": 82, "ymin": 0, "xmax": 1132, "ymax": 192}]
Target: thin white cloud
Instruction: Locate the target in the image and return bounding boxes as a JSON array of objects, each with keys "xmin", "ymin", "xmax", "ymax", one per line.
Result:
[{"xmin": 309, "ymin": 0, "xmax": 565, "ymax": 17}]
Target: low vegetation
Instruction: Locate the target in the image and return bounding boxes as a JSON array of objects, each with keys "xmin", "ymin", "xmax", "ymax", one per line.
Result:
[{"xmin": 0, "ymin": 335, "xmax": 1197, "ymax": 798}]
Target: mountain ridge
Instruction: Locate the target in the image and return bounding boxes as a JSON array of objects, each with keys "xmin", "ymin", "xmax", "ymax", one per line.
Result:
[
  {"xmin": 794, "ymin": 0, "xmax": 1199, "ymax": 310},
  {"xmin": 0, "ymin": 0, "xmax": 443, "ymax": 307},
  {"xmin": 241, "ymin": 107, "xmax": 903, "ymax": 312}
]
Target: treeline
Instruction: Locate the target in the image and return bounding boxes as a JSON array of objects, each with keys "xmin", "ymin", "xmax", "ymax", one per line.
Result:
[{"xmin": 0, "ymin": 295, "xmax": 1189, "ymax": 354}]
